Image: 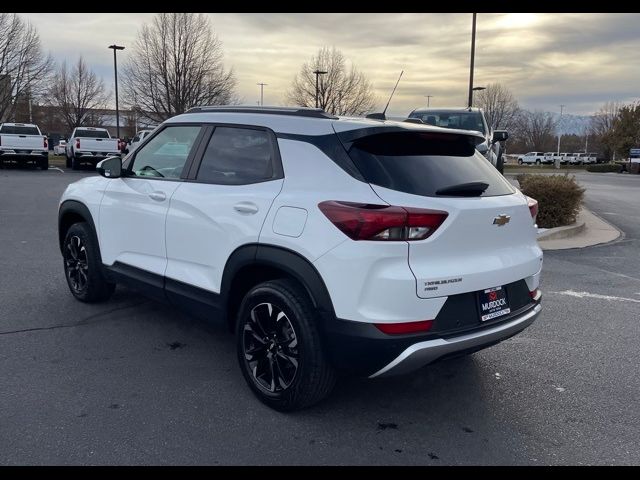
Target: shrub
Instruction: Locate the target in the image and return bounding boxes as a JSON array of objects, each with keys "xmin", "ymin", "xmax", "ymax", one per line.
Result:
[
  {"xmin": 517, "ymin": 174, "xmax": 585, "ymax": 228},
  {"xmin": 586, "ymin": 163, "xmax": 623, "ymax": 173}
]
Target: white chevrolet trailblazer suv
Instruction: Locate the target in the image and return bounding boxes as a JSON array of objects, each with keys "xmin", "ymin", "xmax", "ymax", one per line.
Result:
[{"xmin": 58, "ymin": 106, "xmax": 543, "ymax": 411}]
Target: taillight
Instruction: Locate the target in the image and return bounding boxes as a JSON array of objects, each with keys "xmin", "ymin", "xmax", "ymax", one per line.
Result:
[
  {"xmin": 318, "ymin": 201, "xmax": 448, "ymax": 241},
  {"xmin": 76, "ymin": 138, "xmax": 80, "ymax": 149},
  {"xmin": 527, "ymin": 196, "xmax": 538, "ymax": 222},
  {"xmin": 43, "ymin": 137, "xmax": 48, "ymax": 149},
  {"xmin": 374, "ymin": 320, "xmax": 434, "ymax": 335}
]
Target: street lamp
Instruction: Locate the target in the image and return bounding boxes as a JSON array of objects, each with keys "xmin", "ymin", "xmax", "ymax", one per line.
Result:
[
  {"xmin": 424, "ymin": 95, "xmax": 433, "ymax": 108},
  {"xmin": 312, "ymin": 69, "xmax": 327, "ymax": 109},
  {"xmin": 108, "ymin": 44, "xmax": 125, "ymax": 139},
  {"xmin": 470, "ymin": 86, "xmax": 486, "ymax": 107},
  {"xmin": 257, "ymin": 82, "xmax": 267, "ymax": 106},
  {"xmin": 467, "ymin": 13, "xmax": 478, "ymax": 107},
  {"xmin": 556, "ymin": 104, "xmax": 565, "ymax": 169}
]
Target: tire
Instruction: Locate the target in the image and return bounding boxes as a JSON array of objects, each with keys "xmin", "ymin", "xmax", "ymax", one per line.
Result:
[
  {"xmin": 71, "ymin": 155, "xmax": 80, "ymax": 170},
  {"xmin": 495, "ymin": 151, "xmax": 504, "ymax": 174},
  {"xmin": 65, "ymin": 153, "xmax": 71, "ymax": 169},
  {"xmin": 39, "ymin": 157, "xmax": 49, "ymax": 170},
  {"xmin": 236, "ymin": 278, "xmax": 336, "ymax": 411},
  {"xmin": 62, "ymin": 222, "xmax": 115, "ymax": 303},
  {"xmin": 518, "ymin": 159, "xmax": 523, "ymax": 165},
  {"xmin": 535, "ymin": 159, "xmax": 541, "ymax": 165}
]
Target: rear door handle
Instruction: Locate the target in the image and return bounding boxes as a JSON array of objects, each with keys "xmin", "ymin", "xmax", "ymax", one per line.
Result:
[
  {"xmin": 148, "ymin": 191, "xmax": 166, "ymax": 202},
  {"xmin": 234, "ymin": 202, "xmax": 259, "ymax": 215}
]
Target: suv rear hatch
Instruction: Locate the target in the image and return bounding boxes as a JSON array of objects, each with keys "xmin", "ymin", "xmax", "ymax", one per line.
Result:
[{"xmin": 334, "ymin": 124, "xmax": 542, "ymax": 299}]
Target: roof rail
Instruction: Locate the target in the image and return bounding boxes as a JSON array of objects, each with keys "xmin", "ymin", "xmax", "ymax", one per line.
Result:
[{"xmin": 185, "ymin": 105, "xmax": 338, "ymax": 119}]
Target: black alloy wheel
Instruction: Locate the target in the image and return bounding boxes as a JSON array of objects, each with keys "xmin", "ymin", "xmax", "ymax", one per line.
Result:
[
  {"xmin": 242, "ymin": 302, "xmax": 299, "ymax": 393},
  {"xmin": 64, "ymin": 235, "xmax": 89, "ymax": 294}
]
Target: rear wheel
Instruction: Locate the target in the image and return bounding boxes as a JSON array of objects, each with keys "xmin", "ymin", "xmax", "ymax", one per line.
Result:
[
  {"xmin": 71, "ymin": 155, "xmax": 80, "ymax": 170},
  {"xmin": 518, "ymin": 159, "xmax": 523, "ymax": 165},
  {"xmin": 65, "ymin": 153, "xmax": 71, "ymax": 169},
  {"xmin": 535, "ymin": 159, "xmax": 541, "ymax": 165},
  {"xmin": 39, "ymin": 157, "xmax": 48, "ymax": 170},
  {"xmin": 236, "ymin": 279, "xmax": 336, "ymax": 411},
  {"xmin": 63, "ymin": 222, "xmax": 115, "ymax": 303}
]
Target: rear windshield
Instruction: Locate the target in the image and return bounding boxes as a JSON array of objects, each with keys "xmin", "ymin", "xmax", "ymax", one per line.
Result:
[
  {"xmin": 75, "ymin": 129, "xmax": 110, "ymax": 139},
  {"xmin": 409, "ymin": 111, "xmax": 486, "ymax": 134},
  {"xmin": 344, "ymin": 131, "xmax": 515, "ymax": 197},
  {"xmin": 0, "ymin": 125, "xmax": 40, "ymax": 135}
]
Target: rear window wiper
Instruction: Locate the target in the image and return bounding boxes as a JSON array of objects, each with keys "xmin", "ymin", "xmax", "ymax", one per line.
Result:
[{"xmin": 435, "ymin": 182, "xmax": 489, "ymax": 197}]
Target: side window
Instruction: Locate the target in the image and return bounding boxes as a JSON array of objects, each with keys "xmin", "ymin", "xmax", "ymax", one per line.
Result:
[
  {"xmin": 130, "ymin": 125, "xmax": 201, "ymax": 179},
  {"xmin": 132, "ymin": 134, "xmax": 140, "ymax": 143},
  {"xmin": 196, "ymin": 127, "xmax": 276, "ymax": 185}
]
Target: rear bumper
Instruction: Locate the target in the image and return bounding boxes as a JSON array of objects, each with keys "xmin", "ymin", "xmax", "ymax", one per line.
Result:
[
  {"xmin": 369, "ymin": 302, "xmax": 541, "ymax": 377},
  {"xmin": 0, "ymin": 148, "xmax": 48, "ymax": 157},
  {"xmin": 322, "ymin": 289, "xmax": 541, "ymax": 378}
]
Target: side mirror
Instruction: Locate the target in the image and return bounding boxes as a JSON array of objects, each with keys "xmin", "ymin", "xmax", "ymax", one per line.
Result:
[
  {"xmin": 492, "ymin": 130, "xmax": 509, "ymax": 143},
  {"xmin": 96, "ymin": 156, "xmax": 123, "ymax": 178}
]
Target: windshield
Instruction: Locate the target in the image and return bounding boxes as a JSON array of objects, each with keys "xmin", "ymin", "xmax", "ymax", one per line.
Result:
[
  {"xmin": 0, "ymin": 125, "xmax": 40, "ymax": 135},
  {"xmin": 343, "ymin": 131, "xmax": 514, "ymax": 197},
  {"xmin": 408, "ymin": 111, "xmax": 486, "ymax": 134},
  {"xmin": 74, "ymin": 129, "xmax": 110, "ymax": 139}
]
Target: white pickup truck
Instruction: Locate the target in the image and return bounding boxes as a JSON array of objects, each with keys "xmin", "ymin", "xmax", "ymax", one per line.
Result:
[
  {"xmin": 65, "ymin": 127, "xmax": 120, "ymax": 170},
  {"xmin": 0, "ymin": 122, "xmax": 49, "ymax": 169}
]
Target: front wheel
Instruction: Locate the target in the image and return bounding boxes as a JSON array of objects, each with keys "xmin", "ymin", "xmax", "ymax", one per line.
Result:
[
  {"xmin": 535, "ymin": 159, "xmax": 541, "ymax": 165},
  {"xmin": 63, "ymin": 222, "xmax": 115, "ymax": 303},
  {"xmin": 236, "ymin": 279, "xmax": 336, "ymax": 411},
  {"xmin": 495, "ymin": 151, "xmax": 504, "ymax": 174}
]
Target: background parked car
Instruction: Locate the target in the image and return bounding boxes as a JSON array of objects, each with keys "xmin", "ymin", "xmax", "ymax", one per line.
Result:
[
  {"xmin": 0, "ymin": 122, "xmax": 49, "ymax": 169},
  {"xmin": 53, "ymin": 140, "xmax": 67, "ymax": 155},
  {"xmin": 65, "ymin": 126, "xmax": 121, "ymax": 170},
  {"xmin": 543, "ymin": 152, "xmax": 558, "ymax": 164},
  {"xmin": 127, "ymin": 129, "xmax": 155, "ymax": 155},
  {"xmin": 517, "ymin": 152, "xmax": 545, "ymax": 165},
  {"xmin": 407, "ymin": 107, "xmax": 508, "ymax": 174}
]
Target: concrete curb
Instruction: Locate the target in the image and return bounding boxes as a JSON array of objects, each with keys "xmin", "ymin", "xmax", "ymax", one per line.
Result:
[
  {"xmin": 537, "ymin": 207, "xmax": 622, "ymax": 250},
  {"xmin": 537, "ymin": 218, "xmax": 586, "ymax": 241}
]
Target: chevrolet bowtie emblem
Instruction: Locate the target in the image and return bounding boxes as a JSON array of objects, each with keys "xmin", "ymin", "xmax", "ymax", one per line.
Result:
[{"xmin": 493, "ymin": 214, "xmax": 511, "ymax": 226}]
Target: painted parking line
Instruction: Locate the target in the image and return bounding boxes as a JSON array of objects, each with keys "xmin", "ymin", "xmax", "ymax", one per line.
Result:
[{"xmin": 550, "ymin": 290, "xmax": 640, "ymax": 304}]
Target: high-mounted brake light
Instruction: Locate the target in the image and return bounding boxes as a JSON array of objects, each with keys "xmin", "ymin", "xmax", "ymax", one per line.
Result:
[
  {"xmin": 527, "ymin": 196, "xmax": 538, "ymax": 222},
  {"xmin": 318, "ymin": 201, "xmax": 448, "ymax": 241},
  {"xmin": 375, "ymin": 320, "xmax": 434, "ymax": 335},
  {"xmin": 76, "ymin": 138, "xmax": 80, "ymax": 149}
]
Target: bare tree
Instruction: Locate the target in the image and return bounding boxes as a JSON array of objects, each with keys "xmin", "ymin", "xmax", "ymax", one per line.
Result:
[
  {"xmin": 510, "ymin": 110, "xmax": 557, "ymax": 151},
  {"xmin": 122, "ymin": 13, "xmax": 237, "ymax": 123},
  {"xmin": 286, "ymin": 47, "xmax": 376, "ymax": 116},
  {"xmin": 48, "ymin": 57, "xmax": 108, "ymax": 132},
  {"xmin": 590, "ymin": 101, "xmax": 621, "ymax": 160},
  {"xmin": 0, "ymin": 13, "xmax": 53, "ymax": 122},
  {"xmin": 474, "ymin": 82, "xmax": 520, "ymax": 130}
]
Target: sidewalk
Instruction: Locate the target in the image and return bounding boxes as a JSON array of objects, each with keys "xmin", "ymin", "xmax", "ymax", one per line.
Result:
[{"xmin": 537, "ymin": 207, "xmax": 621, "ymax": 250}]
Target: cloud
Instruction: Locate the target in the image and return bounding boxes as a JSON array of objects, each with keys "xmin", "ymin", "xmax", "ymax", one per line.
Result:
[{"xmin": 19, "ymin": 12, "xmax": 640, "ymax": 116}]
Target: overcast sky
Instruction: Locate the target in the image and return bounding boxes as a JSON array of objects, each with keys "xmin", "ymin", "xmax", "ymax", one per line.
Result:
[{"xmin": 20, "ymin": 13, "xmax": 640, "ymax": 116}]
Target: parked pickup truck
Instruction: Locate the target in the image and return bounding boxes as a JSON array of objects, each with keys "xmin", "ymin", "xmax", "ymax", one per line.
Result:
[
  {"xmin": 65, "ymin": 127, "xmax": 120, "ymax": 170},
  {"xmin": 0, "ymin": 122, "xmax": 49, "ymax": 169}
]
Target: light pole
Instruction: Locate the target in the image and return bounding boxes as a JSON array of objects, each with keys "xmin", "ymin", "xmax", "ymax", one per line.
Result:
[
  {"xmin": 108, "ymin": 44, "xmax": 125, "ymax": 139},
  {"xmin": 424, "ymin": 95, "xmax": 433, "ymax": 107},
  {"xmin": 467, "ymin": 13, "xmax": 477, "ymax": 108},
  {"xmin": 257, "ymin": 82, "xmax": 267, "ymax": 106},
  {"xmin": 470, "ymin": 86, "xmax": 485, "ymax": 107},
  {"xmin": 556, "ymin": 104, "xmax": 565, "ymax": 169},
  {"xmin": 312, "ymin": 69, "xmax": 327, "ymax": 109}
]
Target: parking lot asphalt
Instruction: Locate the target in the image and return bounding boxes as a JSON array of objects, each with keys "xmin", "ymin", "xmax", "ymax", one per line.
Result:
[{"xmin": 1, "ymin": 165, "xmax": 639, "ymax": 465}]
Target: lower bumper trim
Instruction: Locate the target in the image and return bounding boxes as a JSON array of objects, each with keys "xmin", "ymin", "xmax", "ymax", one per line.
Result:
[{"xmin": 369, "ymin": 303, "xmax": 541, "ymax": 378}]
